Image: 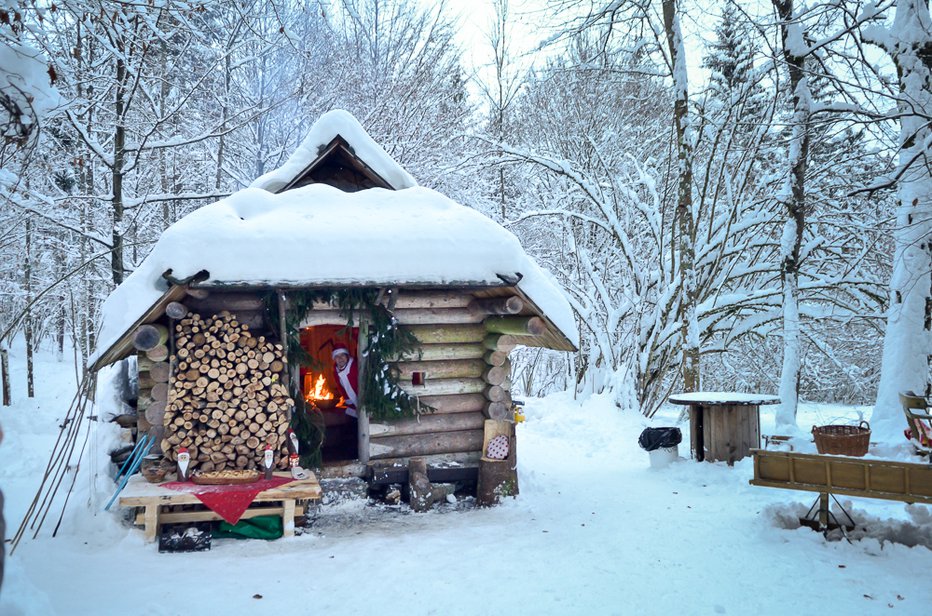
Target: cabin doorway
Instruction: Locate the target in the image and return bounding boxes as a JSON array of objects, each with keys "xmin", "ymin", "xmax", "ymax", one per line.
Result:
[{"xmin": 299, "ymin": 325, "xmax": 359, "ymax": 464}]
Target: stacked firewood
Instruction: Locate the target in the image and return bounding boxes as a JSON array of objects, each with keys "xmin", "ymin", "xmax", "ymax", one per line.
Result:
[{"xmin": 160, "ymin": 310, "xmax": 294, "ymax": 472}]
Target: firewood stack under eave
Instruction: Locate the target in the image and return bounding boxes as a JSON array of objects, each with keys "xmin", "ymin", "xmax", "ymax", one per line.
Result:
[{"xmin": 159, "ymin": 310, "xmax": 294, "ymax": 472}]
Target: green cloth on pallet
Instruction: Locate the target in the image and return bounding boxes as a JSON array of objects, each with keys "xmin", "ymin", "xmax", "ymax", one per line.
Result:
[{"xmin": 213, "ymin": 515, "xmax": 283, "ymax": 540}]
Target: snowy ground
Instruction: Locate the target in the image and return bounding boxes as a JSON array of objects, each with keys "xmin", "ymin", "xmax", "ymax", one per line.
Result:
[{"xmin": 1, "ymin": 342, "xmax": 930, "ymax": 615}]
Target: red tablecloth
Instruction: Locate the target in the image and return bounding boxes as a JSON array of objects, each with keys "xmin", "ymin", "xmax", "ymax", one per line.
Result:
[{"xmin": 161, "ymin": 476, "xmax": 294, "ymax": 525}]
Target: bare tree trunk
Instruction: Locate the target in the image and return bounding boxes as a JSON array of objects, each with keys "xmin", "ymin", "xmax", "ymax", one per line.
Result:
[
  {"xmin": 1, "ymin": 347, "xmax": 9, "ymax": 406},
  {"xmin": 773, "ymin": 0, "xmax": 810, "ymax": 428},
  {"xmin": 24, "ymin": 216, "xmax": 34, "ymax": 398},
  {"xmin": 111, "ymin": 44, "xmax": 127, "ymax": 286},
  {"xmin": 663, "ymin": 0, "xmax": 700, "ymax": 392}
]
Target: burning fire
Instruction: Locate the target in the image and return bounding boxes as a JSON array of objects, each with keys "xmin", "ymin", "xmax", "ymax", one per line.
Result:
[{"xmin": 304, "ymin": 373, "xmax": 334, "ymax": 403}]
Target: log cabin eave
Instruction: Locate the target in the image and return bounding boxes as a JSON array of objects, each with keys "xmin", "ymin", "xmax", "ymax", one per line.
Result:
[
  {"xmin": 90, "ymin": 280, "xmax": 576, "ymax": 372},
  {"xmin": 88, "ymin": 284, "xmax": 189, "ymax": 372},
  {"xmin": 277, "ymin": 136, "xmax": 395, "ymax": 193}
]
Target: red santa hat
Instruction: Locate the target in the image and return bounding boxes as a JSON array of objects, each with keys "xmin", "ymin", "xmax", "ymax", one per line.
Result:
[{"xmin": 332, "ymin": 347, "xmax": 350, "ymax": 359}]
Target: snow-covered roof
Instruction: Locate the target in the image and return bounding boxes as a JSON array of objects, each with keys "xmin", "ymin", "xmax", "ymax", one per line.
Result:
[
  {"xmin": 89, "ymin": 184, "xmax": 579, "ymax": 368},
  {"xmin": 250, "ymin": 109, "xmax": 418, "ymax": 193}
]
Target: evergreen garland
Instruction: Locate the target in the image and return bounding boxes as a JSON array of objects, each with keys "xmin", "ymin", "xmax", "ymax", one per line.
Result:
[{"xmin": 264, "ymin": 288, "xmax": 429, "ymax": 426}]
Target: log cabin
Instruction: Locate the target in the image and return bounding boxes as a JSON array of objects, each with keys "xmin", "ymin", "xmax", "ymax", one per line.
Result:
[{"xmin": 89, "ymin": 110, "xmax": 578, "ymax": 496}]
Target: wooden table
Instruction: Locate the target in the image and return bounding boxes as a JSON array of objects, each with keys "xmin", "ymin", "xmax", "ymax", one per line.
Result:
[
  {"xmin": 119, "ymin": 472, "xmax": 322, "ymax": 543},
  {"xmin": 669, "ymin": 392, "xmax": 780, "ymax": 464}
]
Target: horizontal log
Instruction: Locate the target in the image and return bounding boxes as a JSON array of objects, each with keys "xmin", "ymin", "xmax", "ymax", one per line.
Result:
[
  {"xmin": 392, "ymin": 359, "xmax": 486, "ymax": 381},
  {"xmin": 393, "ymin": 308, "xmax": 484, "ymax": 325},
  {"xmin": 133, "ymin": 324, "xmax": 168, "ymax": 352},
  {"xmin": 165, "ymin": 301, "xmax": 189, "ymax": 320},
  {"xmin": 485, "ymin": 385, "xmax": 507, "ymax": 403},
  {"xmin": 469, "ymin": 296, "xmax": 523, "ymax": 316},
  {"xmin": 367, "ymin": 451, "xmax": 481, "ymax": 469},
  {"xmin": 408, "ymin": 324, "xmax": 486, "ymax": 344},
  {"xmin": 146, "ymin": 344, "xmax": 169, "ymax": 362},
  {"xmin": 400, "ymin": 377, "xmax": 486, "ymax": 396},
  {"xmin": 391, "ymin": 344, "xmax": 485, "ymax": 362},
  {"xmin": 187, "ymin": 293, "xmax": 265, "ymax": 313},
  {"xmin": 137, "ymin": 355, "xmax": 156, "ymax": 372},
  {"xmin": 137, "ymin": 372, "xmax": 156, "ymax": 390},
  {"xmin": 484, "ymin": 316, "xmax": 546, "ymax": 336},
  {"xmin": 182, "ymin": 287, "xmax": 210, "ymax": 300},
  {"xmin": 483, "ymin": 334, "xmax": 518, "ymax": 352},
  {"xmin": 369, "ymin": 411, "xmax": 486, "ymax": 438},
  {"xmin": 151, "ymin": 382, "xmax": 169, "ymax": 402},
  {"xmin": 483, "ymin": 350, "xmax": 509, "ymax": 367},
  {"xmin": 368, "ymin": 429, "xmax": 484, "ymax": 460},
  {"xmin": 299, "ymin": 311, "xmax": 352, "ymax": 327},
  {"xmin": 145, "ymin": 400, "xmax": 167, "ymax": 425},
  {"xmin": 416, "ymin": 393, "xmax": 487, "ymax": 414},
  {"xmin": 482, "ymin": 365, "xmax": 509, "ymax": 386},
  {"xmin": 390, "ymin": 291, "xmax": 474, "ymax": 310},
  {"xmin": 149, "ymin": 361, "xmax": 170, "ymax": 383},
  {"xmin": 483, "ymin": 401, "xmax": 512, "ymax": 420},
  {"xmin": 303, "ymin": 309, "xmax": 487, "ymax": 327}
]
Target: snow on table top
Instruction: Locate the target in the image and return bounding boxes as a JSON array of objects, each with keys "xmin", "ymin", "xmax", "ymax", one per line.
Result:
[
  {"xmin": 668, "ymin": 392, "xmax": 781, "ymax": 406},
  {"xmin": 89, "ymin": 184, "xmax": 579, "ymax": 367},
  {"xmin": 250, "ymin": 109, "xmax": 418, "ymax": 193}
]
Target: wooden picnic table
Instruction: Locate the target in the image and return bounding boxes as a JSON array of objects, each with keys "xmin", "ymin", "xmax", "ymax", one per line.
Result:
[
  {"xmin": 669, "ymin": 392, "xmax": 780, "ymax": 464},
  {"xmin": 119, "ymin": 471, "xmax": 322, "ymax": 543}
]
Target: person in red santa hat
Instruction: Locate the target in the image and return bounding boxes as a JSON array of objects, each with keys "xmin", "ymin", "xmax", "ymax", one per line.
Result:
[{"xmin": 331, "ymin": 347, "xmax": 359, "ymax": 419}]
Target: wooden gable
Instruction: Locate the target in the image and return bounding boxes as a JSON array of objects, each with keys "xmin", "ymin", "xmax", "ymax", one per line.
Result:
[{"xmin": 278, "ymin": 136, "xmax": 395, "ymax": 193}]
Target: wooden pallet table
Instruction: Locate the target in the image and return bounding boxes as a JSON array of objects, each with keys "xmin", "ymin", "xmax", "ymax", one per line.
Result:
[
  {"xmin": 669, "ymin": 392, "xmax": 780, "ymax": 464},
  {"xmin": 119, "ymin": 472, "xmax": 322, "ymax": 543}
]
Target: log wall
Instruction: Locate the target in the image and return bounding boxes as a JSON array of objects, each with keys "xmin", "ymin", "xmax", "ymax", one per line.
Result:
[
  {"xmin": 128, "ymin": 288, "xmax": 533, "ymax": 474},
  {"xmin": 368, "ymin": 290, "xmax": 521, "ymax": 463}
]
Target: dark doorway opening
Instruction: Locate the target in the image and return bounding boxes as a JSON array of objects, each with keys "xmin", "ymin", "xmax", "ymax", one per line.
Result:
[{"xmin": 299, "ymin": 324, "xmax": 359, "ymax": 463}]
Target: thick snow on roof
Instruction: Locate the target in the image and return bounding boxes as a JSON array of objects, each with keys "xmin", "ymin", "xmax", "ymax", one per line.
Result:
[
  {"xmin": 89, "ymin": 184, "xmax": 578, "ymax": 366},
  {"xmin": 250, "ymin": 109, "xmax": 418, "ymax": 192}
]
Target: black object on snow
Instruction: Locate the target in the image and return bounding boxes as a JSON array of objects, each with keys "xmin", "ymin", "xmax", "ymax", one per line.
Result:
[{"xmin": 638, "ymin": 427, "xmax": 682, "ymax": 451}]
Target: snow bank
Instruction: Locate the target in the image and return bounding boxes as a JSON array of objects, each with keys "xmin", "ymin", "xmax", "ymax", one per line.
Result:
[
  {"xmin": 250, "ymin": 109, "xmax": 418, "ymax": 192},
  {"xmin": 89, "ymin": 184, "xmax": 579, "ymax": 367},
  {"xmin": 5, "ymin": 342, "xmax": 931, "ymax": 615}
]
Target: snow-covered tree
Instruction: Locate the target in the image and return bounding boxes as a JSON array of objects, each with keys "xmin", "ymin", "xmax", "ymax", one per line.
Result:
[{"xmin": 867, "ymin": 0, "xmax": 932, "ymax": 439}]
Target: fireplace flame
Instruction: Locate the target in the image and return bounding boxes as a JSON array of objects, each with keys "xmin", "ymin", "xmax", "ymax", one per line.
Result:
[{"xmin": 304, "ymin": 373, "xmax": 334, "ymax": 403}]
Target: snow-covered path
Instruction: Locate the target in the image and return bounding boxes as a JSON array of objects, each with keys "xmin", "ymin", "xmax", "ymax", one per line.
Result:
[{"xmin": 1, "ymin": 346, "xmax": 930, "ymax": 615}]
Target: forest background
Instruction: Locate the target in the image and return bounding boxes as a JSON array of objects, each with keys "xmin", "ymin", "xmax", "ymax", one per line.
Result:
[{"xmin": 1, "ymin": 0, "xmax": 930, "ymax": 438}]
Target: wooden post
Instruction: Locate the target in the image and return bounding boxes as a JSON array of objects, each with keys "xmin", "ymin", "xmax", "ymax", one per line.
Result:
[
  {"xmin": 477, "ymin": 420, "xmax": 518, "ymax": 506},
  {"xmin": 277, "ymin": 290, "xmax": 292, "ymax": 419},
  {"xmin": 408, "ymin": 457, "xmax": 435, "ymax": 512},
  {"xmin": 1, "ymin": 346, "xmax": 9, "ymax": 406},
  {"xmin": 357, "ymin": 313, "xmax": 370, "ymax": 464}
]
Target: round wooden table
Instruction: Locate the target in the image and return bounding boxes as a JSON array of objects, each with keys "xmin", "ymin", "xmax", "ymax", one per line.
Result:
[{"xmin": 668, "ymin": 392, "xmax": 780, "ymax": 465}]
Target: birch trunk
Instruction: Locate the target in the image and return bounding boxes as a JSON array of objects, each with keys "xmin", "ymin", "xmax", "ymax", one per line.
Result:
[
  {"xmin": 773, "ymin": 0, "xmax": 810, "ymax": 429},
  {"xmin": 873, "ymin": 0, "xmax": 932, "ymax": 439},
  {"xmin": 663, "ymin": 0, "xmax": 700, "ymax": 392}
]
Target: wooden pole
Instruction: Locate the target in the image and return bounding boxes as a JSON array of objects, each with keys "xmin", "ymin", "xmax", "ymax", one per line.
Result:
[
  {"xmin": 277, "ymin": 290, "xmax": 291, "ymax": 419},
  {"xmin": 1, "ymin": 346, "xmax": 10, "ymax": 406},
  {"xmin": 357, "ymin": 312, "xmax": 370, "ymax": 464}
]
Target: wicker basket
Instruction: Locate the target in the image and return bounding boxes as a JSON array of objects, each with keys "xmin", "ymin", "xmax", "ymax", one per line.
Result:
[{"xmin": 812, "ymin": 421, "xmax": 870, "ymax": 456}]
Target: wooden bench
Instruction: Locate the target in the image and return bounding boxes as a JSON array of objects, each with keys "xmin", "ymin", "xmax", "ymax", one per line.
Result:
[
  {"xmin": 750, "ymin": 448, "xmax": 932, "ymax": 530},
  {"xmin": 119, "ymin": 472, "xmax": 322, "ymax": 543}
]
